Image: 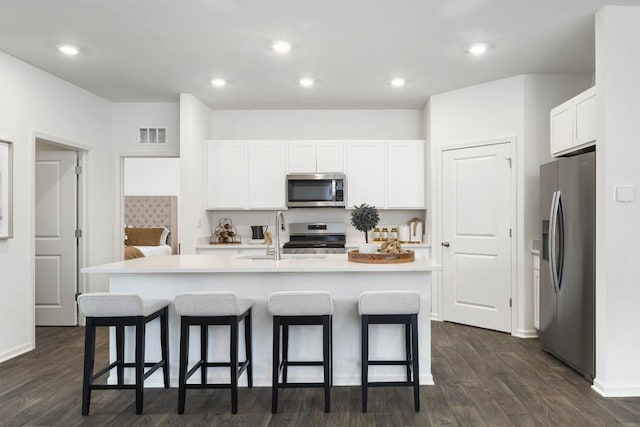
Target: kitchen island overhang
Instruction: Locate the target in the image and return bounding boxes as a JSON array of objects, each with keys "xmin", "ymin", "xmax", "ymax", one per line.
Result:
[{"xmin": 82, "ymin": 254, "xmax": 442, "ymax": 387}]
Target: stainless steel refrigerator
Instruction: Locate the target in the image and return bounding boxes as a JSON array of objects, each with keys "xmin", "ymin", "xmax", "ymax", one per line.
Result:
[{"xmin": 540, "ymin": 150, "xmax": 595, "ymax": 381}]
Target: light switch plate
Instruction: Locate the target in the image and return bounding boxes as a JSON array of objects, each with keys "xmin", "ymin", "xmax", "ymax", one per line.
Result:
[{"xmin": 614, "ymin": 185, "xmax": 635, "ymax": 202}]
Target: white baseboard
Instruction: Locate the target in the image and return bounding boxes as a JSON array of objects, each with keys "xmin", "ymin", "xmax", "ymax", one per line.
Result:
[
  {"xmin": 592, "ymin": 379, "xmax": 640, "ymax": 397},
  {"xmin": 0, "ymin": 342, "xmax": 34, "ymax": 364},
  {"xmin": 513, "ymin": 328, "xmax": 538, "ymax": 338}
]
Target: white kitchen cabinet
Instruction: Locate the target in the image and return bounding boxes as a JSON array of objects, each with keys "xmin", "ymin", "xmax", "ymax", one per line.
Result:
[
  {"xmin": 206, "ymin": 140, "xmax": 287, "ymax": 210},
  {"xmin": 550, "ymin": 86, "xmax": 596, "ymax": 157},
  {"xmin": 206, "ymin": 141, "xmax": 246, "ymax": 209},
  {"xmin": 533, "ymin": 253, "xmax": 540, "ymax": 330},
  {"xmin": 316, "ymin": 142, "xmax": 345, "ymax": 172},
  {"xmin": 387, "ymin": 140, "xmax": 425, "ymax": 208},
  {"xmin": 247, "ymin": 141, "xmax": 288, "ymax": 209},
  {"xmin": 347, "ymin": 141, "xmax": 386, "ymax": 208},
  {"xmin": 288, "ymin": 141, "xmax": 345, "ymax": 173},
  {"xmin": 288, "ymin": 142, "xmax": 316, "ymax": 173}
]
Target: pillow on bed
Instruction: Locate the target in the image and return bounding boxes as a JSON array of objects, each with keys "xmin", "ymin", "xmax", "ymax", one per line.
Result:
[{"xmin": 125, "ymin": 227, "xmax": 166, "ymax": 246}]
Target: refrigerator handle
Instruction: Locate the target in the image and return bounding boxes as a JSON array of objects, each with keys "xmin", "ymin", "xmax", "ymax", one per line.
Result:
[
  {"xmin": 548, "ymin": 191, "xmax": 560, "ymax": 295},
  {"xmin": 556, "ymin": 191, "xmax": 565, "ymax": 291}
]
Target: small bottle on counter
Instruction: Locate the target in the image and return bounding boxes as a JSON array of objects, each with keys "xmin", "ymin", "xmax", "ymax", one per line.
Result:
[
  {"xmin": 390, "ymin": 227, "xmax": 398, "ymax": 240},
  {"xmin": 381, "ymin": 227, "xmax": 388, "ymax": 240},
  {"xmin": 373, "ymin": 227, "xmax": 380, "ymax": 241}
]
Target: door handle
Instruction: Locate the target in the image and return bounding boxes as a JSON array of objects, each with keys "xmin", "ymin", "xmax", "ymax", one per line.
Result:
[{"xmin": 441, "ymin": 241, "xmax": 450, "ymax": 247}]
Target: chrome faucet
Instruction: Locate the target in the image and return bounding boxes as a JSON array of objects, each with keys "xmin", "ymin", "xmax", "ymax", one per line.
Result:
[
  {"xmin": 275, "ymin": 211, "xmax": 285, "ymax": 260},
  {"xmin": 266, "ymin": 211, "xmax": 286, "ymax": 260}
]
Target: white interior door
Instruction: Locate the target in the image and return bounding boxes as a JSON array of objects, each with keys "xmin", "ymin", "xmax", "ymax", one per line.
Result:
[
  {"xmin": 36, "ymin": 149, "xmax": 78, "ymax": 326},
  {"xmin": 441, "ymin": 142, "xmax": 512, "ymax": 332}
]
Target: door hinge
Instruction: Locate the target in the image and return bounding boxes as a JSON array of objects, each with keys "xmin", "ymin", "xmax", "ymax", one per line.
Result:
[
  {"xmin": 75, "ymin": 229, "xmax": 83, "ymax": 238},
  {"xmin": 509, "ymin": 228, "xmax": 512, "ymax": 238},
  {"xmin": 509, "ymin": 298, "xmax": 512, "ymax": 308},
  {"xmin": 506, "ymin": 157, "xmax": 512, "ymax": 168},
  {"xmin": 75, "ymin": 166, "xmax": 82, "ymax": 175}
]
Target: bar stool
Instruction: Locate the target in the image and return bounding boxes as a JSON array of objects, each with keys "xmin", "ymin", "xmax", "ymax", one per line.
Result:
[
  {"xmin": 77, "ymin": 293, "xmax": 170, "ymax": 416},
  {"xmin": 174, "ymin": 292, "xmax": 253, "ymax": 414},
  {"xmin": 269, "ymin": 291, "xmax": 333, "ymax": 414},
  {"xmin": 359, "ymin": 291, "xmax": 420, "ymax": 412}
]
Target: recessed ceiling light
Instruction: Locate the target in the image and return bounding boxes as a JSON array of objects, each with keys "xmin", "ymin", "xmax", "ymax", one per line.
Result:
[
  {"xmin": 467, "ymin": 43, "xmax": 489, "ymax": 55},
  {"xmin": 390, "ymin": 78, "xmax": 405, "ymax": 88},
  {"xmin": 211, "ymin": 78, "xmax": 226, "ymax": 88},
  {"xmin": 299, "ymin": 77, "xmax": 314, "ymax": 87},
  {"xmin": 272, "ymin": 41, "xmax": 291, "ymax": 54},
  {"xmin": 57, "ymin": 44, "xmax": 79, "ymax": 56}
]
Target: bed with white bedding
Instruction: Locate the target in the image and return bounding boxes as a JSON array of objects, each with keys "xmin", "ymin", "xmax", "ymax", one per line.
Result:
[{"xmin": 124, "ymin": 196, "xmax": 178, "ymax": 259}]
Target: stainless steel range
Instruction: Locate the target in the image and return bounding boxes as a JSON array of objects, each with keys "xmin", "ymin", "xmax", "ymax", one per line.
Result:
[{"xmin": 283, "ymin": 222, "xmax": 346, "ymax": 254}]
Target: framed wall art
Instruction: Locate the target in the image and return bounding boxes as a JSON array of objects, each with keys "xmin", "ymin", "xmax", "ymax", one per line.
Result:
[{"xmin": 0, "ymin": 140, "xmax": 13, "ymax": 239}]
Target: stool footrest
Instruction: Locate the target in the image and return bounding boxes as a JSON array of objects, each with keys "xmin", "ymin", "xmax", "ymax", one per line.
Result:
[
  {"xmin": 281, "ymin": 360, "xmax": 323, "ymax": 367},
  {"xmin": 368, "ymin": 360, "xmax": 412, "ymax": 366},
  {"xmin": 185, "ymin": 360, "xmax": 250, "ymax": 382},
  {"xmin": 367, "ymin": 381, "xmax": 416, "ymax": 388},
  {"xmin": 277, "ymin": 382, "xmax": 328, "ymax": 389}
]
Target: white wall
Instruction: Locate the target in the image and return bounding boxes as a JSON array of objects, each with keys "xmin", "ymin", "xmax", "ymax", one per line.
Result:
[
  {"xmin": 124, "ymin": 157, "xmax": 180, "ymax": 196},
  {"xmin": 429, "ymin": 74, "xmax": 592, "ymax": 337},
  {"xmin": 211, "ymin": 110, "xmax": 424, "ymax": 140},
  {"xmin": 179, "ymin": 94, "xmax": 212, "ymax": 254},
  {"xmin": 111, "ymin": 102, "xmax": 179, "ymax": 156},
  {"xmin": 0, "ymin": 51, "xmax": 112, "ymax": 362},
  {"xmin": 593, "ymin": 5, "xmax": 640, "ymax": 397}
]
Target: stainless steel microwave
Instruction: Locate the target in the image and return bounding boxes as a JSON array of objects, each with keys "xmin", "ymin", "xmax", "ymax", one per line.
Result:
[{"xmin": 286, "ymin": 173, "xmax": 346, "ymax": 208}]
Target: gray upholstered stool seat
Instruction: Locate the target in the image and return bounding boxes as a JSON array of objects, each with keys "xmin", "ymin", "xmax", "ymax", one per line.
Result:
[
  {"xmin": 77, "ymin": 293, "xmax": 170, "ymax": 416},
  {"xmin": 268, "ymin": 291, "xmax": 333, "ymax": 414},
  {"xmin": 175, "ymin": 291, "xmax": 253, "ymax": 316},
  {"xmin": 268, "ymin": 291, "xmax": 333, "ymax": 316},
  {"xmin": 174, "ymin": 291, "xmax": 253, "ymax": 415},
  {"xmin": 358, "ymin": 291, "xmax": 421, "ymax": 413},
  {"xmin": 358, "ymin": 291, "xmax": 421, "ymax": 315},
  {"xmin": 78, "ymin": 293, "xmax": 170, "ymax": 317}
]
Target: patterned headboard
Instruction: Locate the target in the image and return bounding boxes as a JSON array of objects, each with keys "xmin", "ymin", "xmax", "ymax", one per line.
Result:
[{"xmin": 125, "ymin": 196, "xmax": 178, "ymax": 254}]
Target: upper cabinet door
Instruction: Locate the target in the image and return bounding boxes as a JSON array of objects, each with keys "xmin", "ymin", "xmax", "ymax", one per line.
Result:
[
  {"xmin": 316, "ymin": 142, "xmax": 345, "ymax": 173},
  {"xmin": 247, "ymin": 141, "xmax": 288, "ymax": 209},
  {"xmin": 347, "ymin": 141, "xmax": 386, "ymax": 208},
  {"xmin": 550, "ymin": 100, "xmax": 573, "ymax": 155},
  {"xmin": 288, "ymin": 142, "xmax": 316, "ymax": 173},
  {"xmin": 387, "ymin": 140, "xmax": 425, "ymax": 208},
  {"xmin": 573, "ymin": 87, "xmax": 597, "ymax": 147},
  {"xmin": 206, "ymin": 141, "xmax": 247, "ymax": 209}
]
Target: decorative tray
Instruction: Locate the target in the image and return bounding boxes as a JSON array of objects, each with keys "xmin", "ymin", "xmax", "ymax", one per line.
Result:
[{"xmin": 348, "ymin": 250, "xmax": 415, "ymax": 264}]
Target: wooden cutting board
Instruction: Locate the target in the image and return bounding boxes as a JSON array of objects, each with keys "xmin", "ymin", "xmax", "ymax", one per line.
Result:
[{"xmin": 348, "ymin": 250, "xmax": 415, "ymax": 264}]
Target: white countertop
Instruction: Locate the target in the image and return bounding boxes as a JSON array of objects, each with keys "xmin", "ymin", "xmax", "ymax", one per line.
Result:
[
  {"xmin": 196, "ymin": 241, "xmax": 431, "ymax": 250},
  {"xmin": 82, "ymin": 254, "xmax": 442, "ymax": 274}
]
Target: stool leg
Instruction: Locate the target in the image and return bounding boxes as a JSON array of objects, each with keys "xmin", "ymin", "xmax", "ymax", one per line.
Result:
[
  {"xmin": 245, "ymin": 309, "xmax": 253, "ymax": 387},
  {"xmin": 411, "ymin": 314, "xmax": 420, "ymax": 412},
  {"xmin": 282, "ymin": 324, "xmax": 289, "ymax": 383},
  {"xmin": 230, "ymin": 319, "xmax": 239, "ymax": 414},
  {"xmin": 405, "ymin": 320, "xmax": 412, "ymax": 382},
  {"xmin": 160, "ymin": 308, "xmax": 170, "ymax": 388},
  {"xmin": 178, "ymin": 318, "xmax": 190, "ymax": 415},
  {"xmin": 135, "ymin": 317, "xmax": 146, "ymax": 415},
  {"xmin": 116, "ymin": 324, "xmax": 125, "ymax": 386},
  {"xmin": 200, "ymin": 324, "xmax": 208, "ymax": 385},
  {"xmin": 361, "ymin": 315, "xmax": 369, "ymax": 413},
  {"xmin": 271, "ymin": 316, "xmax": 280, "ymax": 414},
  {"xmin": 322, "ymin": 315, "xmax": 331, "ymax": 413},
  {"xmin": 81, "ymin": 318, "xmax": 96, "ymax": 416},
  {"xmin": 329, "ymin": 316, "xmax": 333, "ymax": 387}
]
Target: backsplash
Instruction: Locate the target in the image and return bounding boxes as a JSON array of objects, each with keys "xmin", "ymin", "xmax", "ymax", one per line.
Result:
[{"xmin": 205, "ymin": 208, "xmax": 428, "ymax": 244}]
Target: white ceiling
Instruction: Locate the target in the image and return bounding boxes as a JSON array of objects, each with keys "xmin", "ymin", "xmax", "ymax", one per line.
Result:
[{"xmin": 0, "ymin": 0, "xmax": 635, "ymax": 109}]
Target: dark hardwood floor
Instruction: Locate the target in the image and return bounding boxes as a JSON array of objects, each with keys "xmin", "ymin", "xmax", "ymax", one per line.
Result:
[{"xmin": 1, "ymin": 322, "xmax": 639, "ymax": 426}]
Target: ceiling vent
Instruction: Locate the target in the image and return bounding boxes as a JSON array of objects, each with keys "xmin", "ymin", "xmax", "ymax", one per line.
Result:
[{"xmin": 138, "ymin": 128, "xmax": 167, "ymax": 145}]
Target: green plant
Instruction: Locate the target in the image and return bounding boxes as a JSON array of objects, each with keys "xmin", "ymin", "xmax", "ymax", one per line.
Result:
[{"xmin": 350, "ymin": 203, "xmax": 380, "ymax": 243}]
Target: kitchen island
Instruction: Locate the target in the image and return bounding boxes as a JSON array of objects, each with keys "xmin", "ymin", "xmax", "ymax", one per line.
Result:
[{"xmin": 82, "ymin": 253, "xmax": 441, "ymax": 387}]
